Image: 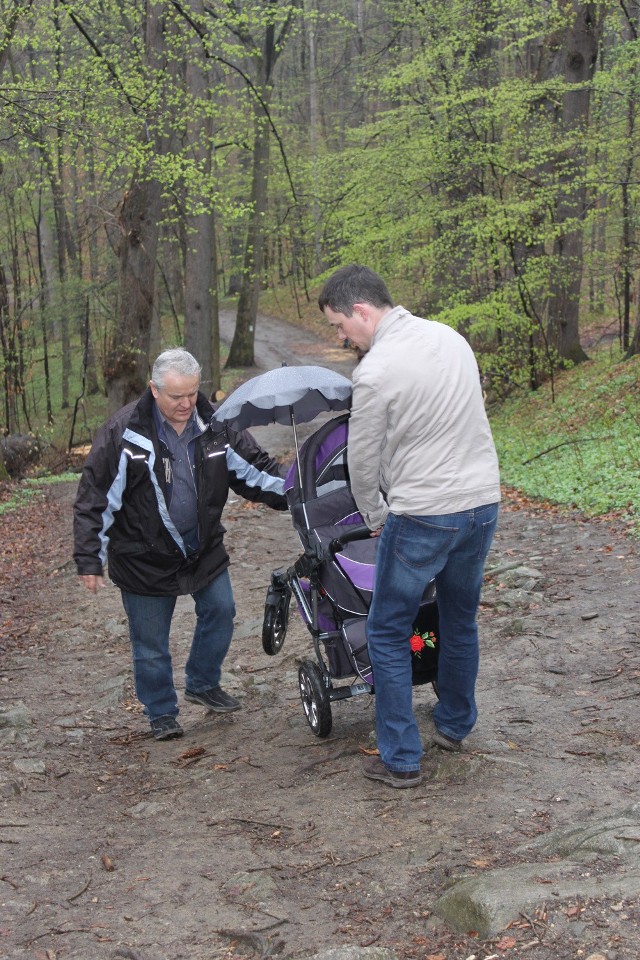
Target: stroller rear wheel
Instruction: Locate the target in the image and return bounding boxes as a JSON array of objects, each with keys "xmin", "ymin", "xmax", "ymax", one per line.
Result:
[{"xmin": 298, "ymin": 660, "xmax": 332, "ymax": 738}]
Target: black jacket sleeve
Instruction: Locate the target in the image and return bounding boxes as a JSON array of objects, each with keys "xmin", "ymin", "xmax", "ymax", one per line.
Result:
[
  {"xmin": 72, "ymin": 408, "xmax": 129, "ymax": 576},
  {"xmin": 224, "ymin": 426, "xmax": 288, "ymax": 510}
]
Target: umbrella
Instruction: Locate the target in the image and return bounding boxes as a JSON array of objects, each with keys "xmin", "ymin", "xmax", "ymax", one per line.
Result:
[
  {"xmin": 212, "ymin": 364, "xmax": 352, "ymax": 430},
  {"xmin": 213, "ymin": 364, "xmax": 352, "ymax": 499}
]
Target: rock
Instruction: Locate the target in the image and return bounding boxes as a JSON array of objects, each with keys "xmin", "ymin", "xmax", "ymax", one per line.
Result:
[
  {"xmin": 129, "ymin": 801, "xmax": 166, "ymax": 818},
  {"xmin": 0, "ymin": 434, "xmax": 41, "ymax": 477},
  {"xmin": 522, "ymin": 804, "xmax": 640, "ymax": 859},
  {"xmin": 94, "ymin": 673, "xmax": 129, "ymax": 707},
  {"xmin": 233, "ymin": 617, "xmax": 264, "ymax": 641},
  {"xmin": 0, "ymin": 702, "xmax": 32, "ymax": 730},
  {"xmin": 222, "ymin": 870, "xmax": 279, "ymax": 902},
  {"xmin": 13, "ymin": 758, "xmax": 46, "ymax": 774},
  {"xmin": 300, "ymin": 950, "xmax": 398, "ymax": 960},
  {"xmin": 433, "ymin": 804, "xmax": 640, "ymax": 936},
  {"xmin": 104, "ymin": 617, "xmax": 127, "ymax": 638},
  {"xmin": 432, "ymin": 860, "xmax": 640, "ymax": 937}
]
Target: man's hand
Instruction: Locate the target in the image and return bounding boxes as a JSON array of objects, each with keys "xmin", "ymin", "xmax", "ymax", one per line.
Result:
[{"xmin": 79, "ymin": 574, "xmax": 105, "ymax": 594}]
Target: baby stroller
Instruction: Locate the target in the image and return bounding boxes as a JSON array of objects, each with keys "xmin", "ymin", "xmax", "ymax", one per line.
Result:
[{"xmin": 261, "ymin": 411, "xmax": 440, "ymax": 738}]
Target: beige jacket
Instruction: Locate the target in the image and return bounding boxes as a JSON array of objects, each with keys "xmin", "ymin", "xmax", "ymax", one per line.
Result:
[{"xmin": 347, "ymin": 306, "xmax": 501, "ymax": 529}]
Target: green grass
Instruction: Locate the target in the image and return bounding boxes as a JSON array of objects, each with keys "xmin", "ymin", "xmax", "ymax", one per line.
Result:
[
  {"xmin": 489, "ymin": 350, "xmax": 640, "ymax": 534},
  {"xmin": 0, "ymin": 472, "xmax": 80, "ymax": 516}
]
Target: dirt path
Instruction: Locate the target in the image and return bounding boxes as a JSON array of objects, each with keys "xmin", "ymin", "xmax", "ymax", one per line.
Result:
[{"xmin": 1, "ymin": 314, "xmax": 639, "ymax": 960}]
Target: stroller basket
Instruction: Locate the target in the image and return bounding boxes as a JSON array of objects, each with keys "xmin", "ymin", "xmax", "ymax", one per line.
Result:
[{"xmin": 262, "ymin": 412, "xmax": 439, "ymax": 737}]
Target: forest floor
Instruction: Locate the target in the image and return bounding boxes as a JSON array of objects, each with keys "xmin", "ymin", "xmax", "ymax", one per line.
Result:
[{"xmin": 1, "ymin": 312, "xmax": 640, "ymax": 960}]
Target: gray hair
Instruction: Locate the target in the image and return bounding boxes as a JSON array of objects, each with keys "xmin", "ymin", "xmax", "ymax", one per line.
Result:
[{"xmin": 151, "ymin": 348, "xmax": 202, "ymax": 389}]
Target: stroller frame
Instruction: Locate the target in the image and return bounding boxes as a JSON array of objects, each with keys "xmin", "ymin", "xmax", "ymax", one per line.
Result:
[{"xmin": 261, "ymin": 412, "xmax": 439, "ymax": 738}]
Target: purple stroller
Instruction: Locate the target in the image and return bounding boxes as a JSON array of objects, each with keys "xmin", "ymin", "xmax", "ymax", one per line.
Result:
[{"xmin": 261, "ymin": 412, "xmax": 439, "ymax": 738}]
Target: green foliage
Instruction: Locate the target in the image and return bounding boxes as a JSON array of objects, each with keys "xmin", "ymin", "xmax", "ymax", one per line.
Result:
[
  {"xmin": 491, "ymin": 351, "xmax": 640, "ymax": 534},
  {"xmin": 0, "ymin": 473, "xmax": 80, "ymax": 517}
]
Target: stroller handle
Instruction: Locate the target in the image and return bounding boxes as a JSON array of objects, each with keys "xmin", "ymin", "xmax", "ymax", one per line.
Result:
[{"xmin": 329, "ymin": 524, "xmax": 373, "ymax": 557}]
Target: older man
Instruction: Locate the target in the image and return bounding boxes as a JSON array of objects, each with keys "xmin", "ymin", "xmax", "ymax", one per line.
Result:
[{"xmin": 73, "ymin": 348, "xmax": 287, "ymax": 740}]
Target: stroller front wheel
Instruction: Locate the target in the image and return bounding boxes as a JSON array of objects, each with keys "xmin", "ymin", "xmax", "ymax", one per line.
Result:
[
  {"xmin": 298, "ymin": 660, "xmax": 332, "ymax": 738},
  {"xmin": 262, "ymin": 581, "xmax": 291, "ymax": 656}
]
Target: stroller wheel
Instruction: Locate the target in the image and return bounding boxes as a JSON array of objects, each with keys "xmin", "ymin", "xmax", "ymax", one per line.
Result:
[
  {"xmin": 261, "ymin": 584, "xmax": 291, "ymax": 656},
  {"xmin": 298, "ymin": 660, "xmax": 332, "ymax": 738}
]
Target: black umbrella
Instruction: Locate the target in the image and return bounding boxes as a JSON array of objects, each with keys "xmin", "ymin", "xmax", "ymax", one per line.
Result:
[{"xmin": 213, "ymin": 364, "xmax": 352, "ymax": 494}]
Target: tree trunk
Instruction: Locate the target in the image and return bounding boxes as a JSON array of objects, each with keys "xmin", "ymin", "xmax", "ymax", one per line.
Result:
[
  {"xmin": 305, "ymin": 0, "xmax": 322, "ymax": 276},
  {"xmin": 224, "ymin": 0, "xmax": 300, "ymax": 368},
  {"xmin": 0, "ymin": 0, "xmax": 34, "ymax": 76},
  {"xmin": 547, "ymin": 2, "xmax": 601, "ymax": 365},
  {"xmin": 105, "ymin": 177, "xmax": 163, "ymax": 413},
  {"xmin": 227, "ymin": 99, "xmax": 271, "ymax": 368},
  {"xmin": 183, "ymin": 4, "xmax": 220, "ymax": 395},
  {"xmin": 104, "ymin": 0, "xmax": 166, "ymax": 413},
  {"xmin": 626, "ymin": 300, "xmax": 640, "ymax": 358}
]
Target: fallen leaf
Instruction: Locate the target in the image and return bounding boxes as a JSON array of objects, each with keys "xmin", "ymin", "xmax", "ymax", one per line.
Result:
[
  {"xmin": 101, "ymin": 853, "xmax": 115, "ymax": 872},
  {"xmin": 496, "ymin": 936, "xmax": 517, "ymax": 949},
  {"xmin": 178, "ymin": 746, "xmax": 206, "ymax": 760}
]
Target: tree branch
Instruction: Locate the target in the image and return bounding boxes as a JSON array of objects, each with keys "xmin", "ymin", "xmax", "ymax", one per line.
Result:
[
  {"xmin": 170, "ymin": 0, "xmax": 299, "ymax": 202},
  {"xmin": 522, "ymin": 436, "xmax": 612, "ymax": 464}
]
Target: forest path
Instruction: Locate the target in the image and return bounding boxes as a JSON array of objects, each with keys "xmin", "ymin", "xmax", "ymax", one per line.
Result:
[{"xmin": 1, "ymin": 309, "xmax": 639, "ymax": 960}]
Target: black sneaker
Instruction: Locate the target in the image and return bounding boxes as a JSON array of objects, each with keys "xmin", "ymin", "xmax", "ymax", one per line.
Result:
[
  {"xmin": 150, "ymin": 716, "xmax": 184, "ymax": 741},
  {"xmin": 184, "ymin": 686, "xmax": 241, "ymax": 713},
  {"xmin": 362, "ymin": 755, "xmax": 423, "ymax": 789}
]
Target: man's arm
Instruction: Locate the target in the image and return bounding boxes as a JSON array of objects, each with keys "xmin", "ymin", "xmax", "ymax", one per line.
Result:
[
  {"xmin": 225, "ymin": 427, "xmax": 288, "ymax": 510},
  {"xmin": 347, "ymin": 376, "xmax": 389, "ymax": 530},
  {"xmin": 73, "ymin": 418, "xmax": 122, "ymax": 581}
]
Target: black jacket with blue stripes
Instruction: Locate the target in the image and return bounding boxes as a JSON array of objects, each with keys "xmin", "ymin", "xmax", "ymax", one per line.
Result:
[{"xmin": 73, "ymin": 387, "xmax": 287, "ymax": 596}]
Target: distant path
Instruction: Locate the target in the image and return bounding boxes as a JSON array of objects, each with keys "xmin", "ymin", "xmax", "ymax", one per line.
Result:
[
  {"xmin": 219, "ymin": 307, "xmax": 357, "ymax": 451},
  {"xmin": 219, "ymin": 308, "xmax": 356, "ymax": 378}
]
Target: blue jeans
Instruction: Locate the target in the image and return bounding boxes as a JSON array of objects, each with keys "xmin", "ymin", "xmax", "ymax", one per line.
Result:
[
  {"xmin": 367, "ymin": 503, "xmax": 499, "ymax": 772},
  {"xmin": 121, "ymin": 570, "xmax": 236, "ymax": 721}
]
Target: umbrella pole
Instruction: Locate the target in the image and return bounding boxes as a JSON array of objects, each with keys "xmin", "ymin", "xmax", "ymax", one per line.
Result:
[{"xmin": 290, "ymin": 406, "xmax": 304, "ymax": 501}]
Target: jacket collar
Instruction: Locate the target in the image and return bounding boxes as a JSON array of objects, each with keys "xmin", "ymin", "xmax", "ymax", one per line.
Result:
[{"xmin": 370, "ymin": 305, "xmax": 411, "ymax": 348}]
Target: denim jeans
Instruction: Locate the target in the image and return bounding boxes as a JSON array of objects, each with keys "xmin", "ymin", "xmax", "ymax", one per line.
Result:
[
  {"xmin": 366, "ymin": 503, "xmax": 499, "ymax": 772},
  {"xmin": 121, "ymin": 569, "xmax": 236, "ymax": 721}
]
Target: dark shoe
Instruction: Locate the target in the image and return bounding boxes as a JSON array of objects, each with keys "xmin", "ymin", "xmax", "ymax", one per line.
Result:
[
  {"xmin": 184, "ymin": 686, "xmax": 241, "ymax": 713},
  {"xmin": 432, "ymin": 729, "xmax": 462, "ymax": 752},
  {"xmin": 362, "ymin": 755, "xmax": 423, "ymax": 789},
  {"xmin": 150, "ymin": 716, "xmax": 184, "ymax": 741}
]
